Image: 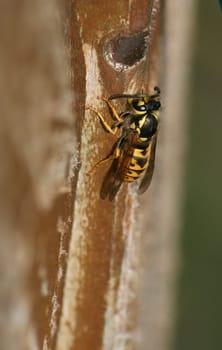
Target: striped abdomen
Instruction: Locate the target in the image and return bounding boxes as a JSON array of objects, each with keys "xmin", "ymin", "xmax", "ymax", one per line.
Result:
[{"xmin": 123, "ymin": 140, "xmax": 151, "ymax": 182}]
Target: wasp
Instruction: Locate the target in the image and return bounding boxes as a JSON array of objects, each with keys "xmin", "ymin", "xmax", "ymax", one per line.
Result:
[{"xmin": 88, "ymin": 86, "xmax": 161, "ymax": 200}]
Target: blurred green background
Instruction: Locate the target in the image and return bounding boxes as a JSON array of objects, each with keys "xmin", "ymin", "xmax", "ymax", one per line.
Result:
[{"xmin": 174, "ymin": 1, "xmax": 222, "ymax": 350}]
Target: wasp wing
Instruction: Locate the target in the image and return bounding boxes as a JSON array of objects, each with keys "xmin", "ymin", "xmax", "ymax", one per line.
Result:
[
  {"xmin": 138, "ymin": 134, "xmax": 158, "ymax": 194},
  {"xmin": 100, "ymin": 132, "xmax": 138, "ymax": 201},
  {"xmin": 100, "ymin": 157, "xmax": 120, "ymax": 200}
]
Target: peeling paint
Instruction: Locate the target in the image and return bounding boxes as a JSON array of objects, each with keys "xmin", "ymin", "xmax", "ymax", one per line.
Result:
[
  {"xmin": 56, "ymin": 216, "xmax": 68, "ymax": 283},
  {"xmin": 56, "ymin": 45, "xmax": 102, "ymax": 350},
  {"xmin": 43, "ymin": 336, "xmax": 49, "ymax": 350},
  {"xmin": 57, "ymin": 265, "xmax": 64, "ymax": 283},
  {"xmin": 50, "ymin": 293, "xmax": 60, "ymax": 338}
]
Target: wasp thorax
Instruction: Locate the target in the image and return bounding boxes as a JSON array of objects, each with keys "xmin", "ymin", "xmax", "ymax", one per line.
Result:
[{"xmin": 140, "ymin": 115, "xmax": 158, "ymax": 138}]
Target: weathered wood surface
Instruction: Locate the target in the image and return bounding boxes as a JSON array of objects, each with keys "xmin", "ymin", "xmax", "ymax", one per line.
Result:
[{"xmin": 0, "ymin": 0, "xmax": 195, "ymax": 349}]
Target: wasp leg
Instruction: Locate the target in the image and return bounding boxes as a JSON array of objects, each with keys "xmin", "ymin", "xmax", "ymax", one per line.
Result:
[
  {"xmin": 87, "ymin": 146, "xmax": 120, "ymax": 175},
  {"xmin": 102, "ymin": 98, "xmax": 122, "ymax": 122},
  {"xmin": 92, "ymin": 147, "xmax": 120, "ymax": 170},
  {"xmin": 87, "ymin": 106, "xmax": 119, "ymax": 135}
]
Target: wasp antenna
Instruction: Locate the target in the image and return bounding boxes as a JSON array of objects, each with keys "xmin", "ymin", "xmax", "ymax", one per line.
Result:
[
  {"xmin": 150, "ymin": 86, "xmax": 160, "ymax": 99},
  {"xmin": 154, "ymin": 86, "xmax": 160, "ymax": 94},
  {"xmin": 109, "ymin": 94, "xmax": 136, "ymax": 100},
  {"xmin": 109, "ymin": 94, "xmax": 150, "ymax": 101}
]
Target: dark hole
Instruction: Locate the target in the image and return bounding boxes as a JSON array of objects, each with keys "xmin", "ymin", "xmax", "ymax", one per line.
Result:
[{"xmin": 106, "ymin": 31, "xmax": 147, "ymax": 67}]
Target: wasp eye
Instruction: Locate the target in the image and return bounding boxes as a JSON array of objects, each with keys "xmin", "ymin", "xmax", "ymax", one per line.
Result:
[
  {"xmin": 147, "ymin": 100, "xmax": 161, "ymax": 111},
  {"xmin": 154, "ymin": 101, "xmax": 161, "ymax": 109}
]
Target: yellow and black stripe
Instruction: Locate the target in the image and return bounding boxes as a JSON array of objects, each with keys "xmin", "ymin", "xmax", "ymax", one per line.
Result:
[{"xmin": 123, "ymin": 142, "xmax": 151, "ymax": 182}]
